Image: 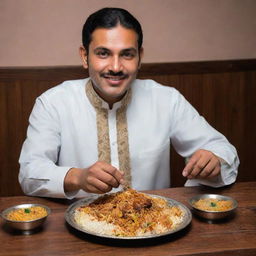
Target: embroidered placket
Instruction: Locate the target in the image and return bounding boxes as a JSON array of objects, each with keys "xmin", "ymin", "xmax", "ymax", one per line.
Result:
[{"xmin": 85, "ymin": 80, "xmax": 132, "ymax": 187}]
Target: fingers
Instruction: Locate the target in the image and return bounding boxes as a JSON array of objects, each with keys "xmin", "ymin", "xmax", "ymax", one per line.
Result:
[
  {"xmin": 207, "ymin": 164, "xmax": 221, "ymax": 178},
  {"xmin": 198, "ymin": 157, "xmax": 220, "ymax": 178},
  {"xmin": 182, "ymin": 153, "xmax": 200, "ymax": 177},
  {"xmin": 103, "ymin": 165, "xmax": 125, "ymax": 186},
  {"xmin": 85, "ymin": 179, "xmax": 113, "ymax": 194},
  {"xmin": 182, "ymin": 150, "xmax": 221, "ymax": 180},
  {"xmin": 83, "ymin": 161, "xmax": 125, "ymax": 194}
]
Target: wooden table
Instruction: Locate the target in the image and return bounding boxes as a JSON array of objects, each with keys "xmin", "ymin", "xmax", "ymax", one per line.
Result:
[{"xmin": 0, "ymin": 182, "xmax": 255, "ymax": 256}]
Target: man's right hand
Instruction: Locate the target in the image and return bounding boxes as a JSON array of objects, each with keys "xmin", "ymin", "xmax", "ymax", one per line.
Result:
[{"xmin": 64, "ymin": 161, "xmax": 125, "ymax": 194}]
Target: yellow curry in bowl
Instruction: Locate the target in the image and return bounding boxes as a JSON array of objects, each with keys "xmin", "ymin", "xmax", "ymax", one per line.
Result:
[{"xmin": 6, "ymin": 206, "xmax": 48, "ymax": 221}]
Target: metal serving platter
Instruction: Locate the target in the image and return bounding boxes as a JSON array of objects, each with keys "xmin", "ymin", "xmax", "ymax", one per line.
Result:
[{"xmin": 65, "ymin": 193, "xmax": 192, "ymax": 240}]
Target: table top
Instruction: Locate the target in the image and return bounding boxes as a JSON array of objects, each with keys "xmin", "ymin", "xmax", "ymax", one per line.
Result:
[{"xmin": 0, "ymin": 181, "xmax": 255, "ymax": 256}]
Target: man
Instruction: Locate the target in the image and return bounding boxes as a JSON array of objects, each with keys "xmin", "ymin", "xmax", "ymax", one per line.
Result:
[{"xmin": 19, "ymin": 8, "xmax": 239, "ymax": 198}]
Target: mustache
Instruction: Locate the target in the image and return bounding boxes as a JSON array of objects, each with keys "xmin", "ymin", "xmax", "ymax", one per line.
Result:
[{"xmin": 100, "ymin": 70, "xmax": 128, "ymax": 78}]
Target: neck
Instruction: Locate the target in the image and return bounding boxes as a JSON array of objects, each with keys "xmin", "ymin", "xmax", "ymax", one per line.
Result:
[{"xmin": 91, "ymin": 84, "xmax": 127, "ymax": 109}]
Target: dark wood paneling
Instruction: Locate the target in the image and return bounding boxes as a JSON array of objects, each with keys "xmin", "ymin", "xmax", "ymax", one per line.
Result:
[
  {"xmin": 0, "ymin": 59, "xmax": 255, "ymax": 195},
  {"xmin": 140, "ymin": 59, "xmax": 256, "ymax": 75}
]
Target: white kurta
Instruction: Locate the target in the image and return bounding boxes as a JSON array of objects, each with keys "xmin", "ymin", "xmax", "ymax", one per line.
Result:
[{"xmin": 19, "ymin": 78, "xmax": 239, "ymax": 198}]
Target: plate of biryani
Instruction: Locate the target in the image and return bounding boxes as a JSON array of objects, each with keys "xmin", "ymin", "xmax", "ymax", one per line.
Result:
[{"xmin": 65, "ymin": 189, "xmax": 192, "ymax": 239}]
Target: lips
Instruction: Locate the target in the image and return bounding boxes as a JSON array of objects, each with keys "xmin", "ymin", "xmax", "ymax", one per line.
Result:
[
  {"xmin": 101, "ymin": 73, "xmax": 128, "ymax": 85},
  {"xmin": 104, "ymin": 75, "xmax": 124, "ymax": 80}
]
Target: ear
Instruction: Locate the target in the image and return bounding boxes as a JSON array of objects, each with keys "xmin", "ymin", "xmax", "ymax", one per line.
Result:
[
  {"xmin": 79, "ymin": 46, "xmax": 88, "ymax": 69},
  {"xmin": 138, "ymin": 47, "xmax": 144, "ymax": 69}
]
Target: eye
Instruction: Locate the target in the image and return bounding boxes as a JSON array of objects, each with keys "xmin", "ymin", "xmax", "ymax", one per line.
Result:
[
  {"xmin": 95, "ymin": 49, "xmax": 110, "ymax": 58},
  {"xmin": 121, "ymin": 50, "xmax": 136, "ymax": 60}
]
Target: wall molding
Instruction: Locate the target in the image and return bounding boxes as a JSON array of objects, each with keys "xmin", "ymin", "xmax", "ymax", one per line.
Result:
[{"xmin": 0, "ymin": 59, "xmax": 255, "ymax": 80}]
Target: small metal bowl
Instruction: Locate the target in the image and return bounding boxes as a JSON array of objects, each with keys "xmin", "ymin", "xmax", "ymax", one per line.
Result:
[
  {"xmin": 188, "ymin": 194, "xmax": 237, "ymax": 220},
  {"xmin": 1, "ymin": 203, "xmax": 51, "ymax": 232}
]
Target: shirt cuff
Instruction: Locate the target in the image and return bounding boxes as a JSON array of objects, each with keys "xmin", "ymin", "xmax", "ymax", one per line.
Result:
[{"xmin": 185, "ymin": 160, "xmax": 238, "ymax": 188}]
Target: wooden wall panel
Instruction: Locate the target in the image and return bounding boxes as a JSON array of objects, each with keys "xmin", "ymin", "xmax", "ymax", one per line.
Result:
[{"xmin": 0, "ymin": 59, "xmax": 255, "ymax": 195}]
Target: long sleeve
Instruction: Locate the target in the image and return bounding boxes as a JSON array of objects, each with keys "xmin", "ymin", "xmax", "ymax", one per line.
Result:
[
  {"xmin": 169, "ymin": 89, "xmax": 239, "ymax": 187},
  {"xmin": 19, "ymin": 97, "xmax": 72, "ymax": 198}
]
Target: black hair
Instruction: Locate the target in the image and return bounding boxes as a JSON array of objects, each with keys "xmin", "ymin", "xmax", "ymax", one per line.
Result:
[{"xmin": 82, "ymin": 7, "xmax": 143, "ymax": 52}]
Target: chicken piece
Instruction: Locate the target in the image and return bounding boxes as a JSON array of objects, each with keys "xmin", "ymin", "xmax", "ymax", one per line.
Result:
[{"xmin": 133, "ymin": 198, "xmax": 152, "ymax": 211}]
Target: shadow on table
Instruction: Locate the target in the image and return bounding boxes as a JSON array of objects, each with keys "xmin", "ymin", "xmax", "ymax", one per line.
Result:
[
  {"xmin": 1, "ymin": 222, "xmax": 45, "ymax": 235},
  {"xmin": 191, "ymin": 211, "xmax": 237, "ymax": 224},
  {"xmin": 65, "ymin": 221, "xmax": 192, "ymax": 247}
]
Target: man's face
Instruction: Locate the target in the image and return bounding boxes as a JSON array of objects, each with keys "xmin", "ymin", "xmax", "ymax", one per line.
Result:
[{"xmin": 81, "ymin": 24, "xmax": 143, "ymax": 106}]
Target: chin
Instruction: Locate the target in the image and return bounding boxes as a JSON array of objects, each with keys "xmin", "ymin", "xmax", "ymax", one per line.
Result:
[{"xmin": 105, "ymin": 87, "xmax": 127, "ymax": 96}]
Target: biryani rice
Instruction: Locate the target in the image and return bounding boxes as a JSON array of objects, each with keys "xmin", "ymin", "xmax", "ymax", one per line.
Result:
[{"xmin": 74, "ymin": 189, "xmax": 185, "ymax": 237}]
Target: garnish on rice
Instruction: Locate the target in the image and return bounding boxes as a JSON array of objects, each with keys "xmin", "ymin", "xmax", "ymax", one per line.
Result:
[{"xmin": 74, "ymin": 189, "xmax": 184, "ymax": 237}]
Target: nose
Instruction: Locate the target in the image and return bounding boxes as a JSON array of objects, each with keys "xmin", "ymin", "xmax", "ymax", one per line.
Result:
[{"xmin": 109, "ymin": 55, "xmax": 123, "ymax": 73}]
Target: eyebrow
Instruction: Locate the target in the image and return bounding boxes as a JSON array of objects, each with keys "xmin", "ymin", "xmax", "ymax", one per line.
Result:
[
  {"xmin": 93, "ymin": 47, "xmax": 109, "ymax": 53},
  {"xmin": 93, "ymin": 47, "xmax": 138, "ymax": 53},
  {"xmin": 121, "ymin": 48, "xmax": 138, "ymax": 53}
]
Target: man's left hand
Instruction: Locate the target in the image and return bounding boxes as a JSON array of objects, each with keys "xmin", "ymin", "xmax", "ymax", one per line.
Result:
[{"xmin": 182, "ymin": 149, "xmax": 221, "ymax": 179}]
